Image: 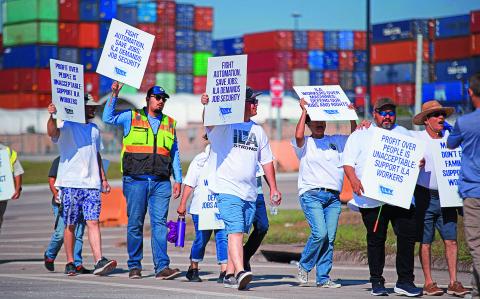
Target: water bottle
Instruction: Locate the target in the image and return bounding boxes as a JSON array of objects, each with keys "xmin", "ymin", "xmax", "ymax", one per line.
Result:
[
  {"xmin": 175, "ymin": 216, "xmax": 186, "ymax": 247},
  {"xmin": 270, "ymin": 193, "xmax": 279, "ymax": 216}
]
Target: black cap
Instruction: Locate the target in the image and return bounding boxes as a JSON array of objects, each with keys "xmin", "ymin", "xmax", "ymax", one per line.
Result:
[
  {"xmin": 147, "ymin": 86, "xmax": 170, "ymax": 99},
  {"xmin": 374, "ymin": 98, "xmax": 396, "ymax": 110},
  {"xmin": 246, "ymin": 86, "xmax": 262, "ymax": 101}
]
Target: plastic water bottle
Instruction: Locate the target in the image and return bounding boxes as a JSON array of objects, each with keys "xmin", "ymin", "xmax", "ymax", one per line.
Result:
[
  {"xmin": 270, "ymin": 193, "xmax": 279, "ymax": 216},
  {"xmin": 175, "ymin": 216, "xmax": 186, "ymax": 248}
]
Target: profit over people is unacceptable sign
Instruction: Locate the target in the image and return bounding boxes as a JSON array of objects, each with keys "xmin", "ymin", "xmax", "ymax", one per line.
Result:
[{"xmin": 96, "ymin": 18, "xmax": 154, "ymax": 89}]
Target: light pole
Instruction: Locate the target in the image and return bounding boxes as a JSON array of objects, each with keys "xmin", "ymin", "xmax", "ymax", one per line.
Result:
[
  {"xmin": 292, "ymin": 12, "xmax": 301, "ymax": 31},
  {"xmin": 365, "ymin": 0, "xmax": 371, "ymax": 119}
]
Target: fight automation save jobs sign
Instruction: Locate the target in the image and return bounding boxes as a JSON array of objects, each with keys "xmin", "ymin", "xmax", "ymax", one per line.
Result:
[
  {"xmin": 96, "ymin": 18, "xmax": 155, "ymax": 89},
  {"xmin": 204, "ymin": 55, "xmax": 247, "ymax": 126},
  {"xmin": 293, "ymin": 85, "xmax": 359, "ymax": 121},
  {"xmin": 0, "ymin": 149, "xmax": 15, "ymax": 201},
  {"xmin": 361, "ymin": 128, "xmax": 426, "ymax": 209},
  {"xmin": 50, "ymin": 59, "xmax": 85, "ymax": 123}
]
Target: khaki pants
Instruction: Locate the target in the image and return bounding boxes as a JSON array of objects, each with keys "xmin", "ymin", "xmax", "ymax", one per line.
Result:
[
  {"xmin": 463, "ymin": 198, "xmax": 480, "ymax": 298},
  {"xmin": 0, "ymin": 200, "xmax": 7, "ymax": 232}
]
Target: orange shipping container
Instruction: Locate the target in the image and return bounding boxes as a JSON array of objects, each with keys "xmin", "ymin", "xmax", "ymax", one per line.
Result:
[
  {"xmin": 308, "ymin": 30, "xmax": 324, "ymax": 50},
  {"xmin": 371, "ymin": 40, "xmax": 429, "ymax": 64},
  {"xmin": 371, "ymin": 83, "xmax": 415, "ymax": 106},
  {"xmin": 194, "ymin": 7, "xmax": 213, "ymax": 32},
  {"xmin": 78, "ymin": 23, "xmax": 99, "ymax": 48},
  {"xmin": 0, "ymin": 93, "xmax": 50, "ymax": 109},
  {"xmin": 354, "ymin": 31, "xmax": 366, "ymax": 50},
  {"xmin": 472, "ymin": 34, "xmax": 480, "ymax": 56},
  {"xmin": 244, "ymin": 31, "xmax": 293, "ymax": 53}
]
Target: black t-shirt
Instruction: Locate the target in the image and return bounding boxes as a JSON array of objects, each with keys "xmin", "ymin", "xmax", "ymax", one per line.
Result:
[{"xmin": 49, "ymin": 157, "xmax": 60, "ymax": 205}]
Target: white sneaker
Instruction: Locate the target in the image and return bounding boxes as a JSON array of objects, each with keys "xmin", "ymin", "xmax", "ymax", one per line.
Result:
[
  {"xmin": 318, "ymin": 279, "xmax": 341, "ymax": 288},
  {"xmin": 297, "ymin": 265, "xmax": 308, "ymax": 284}
]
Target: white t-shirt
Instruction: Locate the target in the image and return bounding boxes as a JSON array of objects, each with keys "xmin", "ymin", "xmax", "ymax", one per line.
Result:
[
  {"xmin": 53, "ymin": 121, "xmax": 103, "ymax": 189},
  {"xmin": 256, "ymin": 163, "xmax": 264, "ymax": 195},
  {"xmin": 206, "ymin": 121, "xmax": 274, "ymax": 202},
  {"xmin": 183, "ymin": 149, "xmax": 212, "ymax": 215},
  {"xmin": 342, "ymin": 124, "xmax": 411, "ymax": 209},
  {"xmin": 292, "ymin": 135, "xmax": 348, "ymax": 196}
]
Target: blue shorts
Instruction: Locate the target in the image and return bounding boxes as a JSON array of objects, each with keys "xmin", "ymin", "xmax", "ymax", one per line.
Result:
[
  {"xmin": 61, "ymin": 187, "xmax": 101, "ymax": 226},
  {"xmin": 414, "ymin": 185, "xmax": 457, "ymax": 244},
  {"xmin": 217, "ymin": 193, "xmax": 256, "ymax": 234}
]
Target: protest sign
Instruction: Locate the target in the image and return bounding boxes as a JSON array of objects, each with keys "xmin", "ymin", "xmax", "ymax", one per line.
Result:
[
  {"xmin": 96, "ymin": 18, "xmax": 155, "ymax": 89},
  {"xmin": 50, "ymin": 59, "xmax": 85, "ymax": 123},
  {"xmin": 198, "ymin": 192, "xmax": 224, "ymax": 230},
  {"xmin": 431, "ymin": 139, "xmax": 463, "ymax": 207},
  {"xmin": 204, "ymin": 54, "xmax": 247, "ymax": 126},
  {"xmin": 361, "ymin": 128, "xmax": 426, "ymax": 209},
  {"xmin": 0, "ymin": 149, "xmax": 15, "ymax": 201},
  {"xmin": 293, "ymin": 85, "xmax": 358, "ymax": 121}
]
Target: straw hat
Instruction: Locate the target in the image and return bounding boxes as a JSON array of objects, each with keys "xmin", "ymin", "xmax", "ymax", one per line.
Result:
[{"xmin": 412, "ymin": 100, "xmax": 455, "ymax": 125}]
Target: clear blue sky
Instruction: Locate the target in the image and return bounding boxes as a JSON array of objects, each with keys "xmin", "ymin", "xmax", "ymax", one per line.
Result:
[{"xmin": 183, "ymin": 0, "xmax": 480, "ymax": 39}]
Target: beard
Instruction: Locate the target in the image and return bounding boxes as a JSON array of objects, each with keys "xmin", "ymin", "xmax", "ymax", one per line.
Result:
[
  {"xmin": 381, "ymin": 120, "xmax": 393, "ymax": 129},
  {"xmin": 153, "ymin": 107, "xmax": 163, "ymax": 114}
]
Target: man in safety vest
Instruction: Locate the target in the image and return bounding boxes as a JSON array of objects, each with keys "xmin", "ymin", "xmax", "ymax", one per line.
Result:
[
  {"xmin": 103, "ymin": 81, "xmax": 182, "ymax": 280},
  {"xmin": 0, "ymin": 144, "xmax": 23, "ymax": 232}
]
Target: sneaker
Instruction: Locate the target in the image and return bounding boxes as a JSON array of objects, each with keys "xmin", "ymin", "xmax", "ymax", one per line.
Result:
[
  {"xmin": 318, "ymin": 279, "xmax": 341, "ymax": 288},
  {"xmin": 371, "ymin": 281, "xmax": 388, "ymax": 296},
  {"xmin": 129, "ymin": 268, "xmax": 142, "ymax": 279},
  {"xmin": 223, "ymin": 273, "xmax": 238, "ymax": 289},
  {"xmin": 236, "ymin": 271, "xmax": 253, "ymax": 290},
  {"xmin": 44, "ymin": 253, "xmax": 55, "ymax": 272},
  {"xmin": 297, "ymin": 265, "xmax": 308, "ymax": 284},
  {"xmin": 75, "ymin": 265, "xmax": 92, "ymax": 274},
  {"xmin": 423, "ymin": 282, "xmax": 444, "ymax": 296},
  {"xmin": 186, "ymin": 267, "xmax": 202, "ymax": 282},
  {"xmin": 64, "ymin": 262, "xmax": 77, "ymax": 276},
  {"xmin": 394, "ymin": 282, "xmax": 422, "ymax": 297},
  {"xmin": 447, "ymin": 281, "xmax": 470, "ymax": 297},
  {"xmin": 155, "ymin": 267, "xmax": 181, "ymax": 280},
  {"xmin": 93, "ymin": 257, "xmax": 117, "ymax": 276},
  {"xmin": 217, "ymin": 271, "xmax": 226, "ymax": 284}
]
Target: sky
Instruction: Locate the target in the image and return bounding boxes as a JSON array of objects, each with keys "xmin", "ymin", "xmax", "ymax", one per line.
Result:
[{"xmin": 183, "ymin": 0, "xmax": 480, "ymax": 39}]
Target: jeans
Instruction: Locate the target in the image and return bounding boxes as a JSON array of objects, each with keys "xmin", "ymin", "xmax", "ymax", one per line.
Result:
[
  {"xmin": 123, "ymin": 176, "xmax": 171, "ymax": 273},
  {"xmin": 190, "ymin": 214, "xmax": 228, "ymax": 264},
  {"xmin": 299, "ymin": 189, "xmax": 341, "ymax": 284},
  {"xmin": 217, "ymin": 193, "xmax": 256, "ymax": 234},
  {"xmin": 45, "ymin": 203, "xmax": 85, "ymax": 266},
  {"xmin": 360, "ymin": 204, "xmax": 417, "ymax": 284},
  {"xmin": 243, "ymin": 194, "xmax": 270, "ymax": 263}
]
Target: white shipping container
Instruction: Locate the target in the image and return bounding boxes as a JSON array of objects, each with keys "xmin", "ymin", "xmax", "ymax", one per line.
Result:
[{"xmin": 293, "ymin": 69, "xmax": 309, "ymax": 86}]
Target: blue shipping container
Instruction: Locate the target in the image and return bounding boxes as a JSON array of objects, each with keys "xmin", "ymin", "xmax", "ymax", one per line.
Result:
[
  {"xmin": 137, "ymin": 2, "xmax": 156, "ymax": 23},
  {"xmin": 195, "ymin": 31, "xmax": 212, "ymax": 52},
  {"xmin": 435, "ymin": 59, "xmax": 475, "ymax": 82},
  {"xmin": 176, "ymin": 52, "xmax": 193, "ymax": 74},
  {"xmin": 3, "ymin": 45, "xmax": 57, "ymax": 68},
  {"xmin": 338, "ymin": 31, "xmax": 354, "ymax": 50},
  {"xmin": 176, "ymin": 29, "xmax": 194, "ymax": 52},
  {"xmin": 212, "ymin": 37, "xmax": 244, "ymax": 56},
  {"xmin": 353, "ymin": 71, "xmax": 367, "ymax": 87},
  {"xmin": 99, "ymin": 22, "xmax": 110, "ymax": 45},
  {"xmin": 324, "ymin": 31, "xmax": 338, "ymax": 51},
  {"xmin": 435, "ymin": 14, "xmax": 470, "ymax": 38},
  {"xmin": 80, "ymin": 0, "xmax": 99, "ymax": 21},
  {"xmin": 323, "ymin": 51, "xmax": 339, "ymax": 70},
  {"xmin": 80, "ymin": 48, "xmax": 100, "ymax": 71},
  {"xmin": 372, "ymin": 19, "xmax": 429, "ymax": 43},
  {"xmin": 58, "ymin": 47, "xmax": 79, "ymax": 64},
  {"xmin": 294, "ymin": 31, "xmax": 308, "ymax": 50},
  {"xmin": 176, "ymin": 74, "xmax": 193, "ymax": 93},
  {"xmin": 99, "ymin": 0, "xmax": 116, "ymax": 21},
  {"xmin": 308, "ymin": 50, "xmax": 324, "ymax": 70},
  {"xmin": 99, "ymin": 75, "xmax": 112, "ymax": 95},
  {"xmin": 422, "ymin": 81, "xmax": 466, "ymax": 102},
  {"xmin": 372, "ymin": 63, "xmax": 430, "ymax": 85},
  {"xmin": 309, "ymin": 70, "xmax": 323, "ymax": 85},
  {"xmin": 117, "ymin": 5, "xmax": 137, "ymax": 25},
  {"xmin": 354, "ymin": 50, "xmax": 367, "ymax": 71},
  {"xmin": 176, "ymin": 3, "xmax": 194, "ymax": 29}
]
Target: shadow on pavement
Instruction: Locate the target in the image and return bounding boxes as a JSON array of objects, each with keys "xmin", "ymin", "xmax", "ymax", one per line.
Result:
[
  {"xmin": 248, "ymin": 274, "xmax": 298, "ymax": 288},
  {"xmin": 0, "ymin": 258, "xmax": 43, "ymax": 265},
  {"xmin": 335, "ymin": 279, "xmax": 370, "ymax": 286}
]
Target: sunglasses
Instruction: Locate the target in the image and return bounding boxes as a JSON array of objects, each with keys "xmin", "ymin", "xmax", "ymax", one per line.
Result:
[
  {"xmin": 427, "ymin": 111, "xmax": 447, "ymax": 118},
  {"xmin": 376, "ymin": 110, "xmax": 395, "ymax": 117},
  {"xmin": 150, "ymin": 95, "xmax": 167, "ymax": 102},
  {"xmin": 246, "ymin": 99, "xmax": 258, "ymax": 105}
]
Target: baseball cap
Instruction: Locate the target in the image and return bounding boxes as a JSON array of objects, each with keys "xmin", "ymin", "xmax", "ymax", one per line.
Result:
[
  {"xmin": 147, "ymin": 86, "xmax": 170, "ymax": 99},
  {"xmin": 246, "ymin": 86, "xmax": 262, "ymax": 101},
  {"xmin": 373, "ymin": 98, "xmax": 396, "ymax": 110},
  {"xmin": 85, "ymin": 94, "xmax": 101, "ymax": 106}
]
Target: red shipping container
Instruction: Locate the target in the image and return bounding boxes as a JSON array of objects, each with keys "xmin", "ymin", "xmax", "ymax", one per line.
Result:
[
  {"xmin": 247, "ymin": 71, "xmax": 292, "ymax": 91},
  {"xmin": 193, "ymin": 76, "xmax": 207, "ymax": 94},
  {"xmin": 323, "ymin": 70, "xmax": 339, "ymax": 85},
  {"xmin": 354, "ymin": 86, "xmax": 366, "ymax": 107},
  {"xmin": 139, "ymin": 73, "xmax": 156, "ymax": 93},
  {"xmin": 155, "ymin": 50, "xmax": 176, "ymax": 72},
  {"xmin": 59, "ymin": 0, "xmax": 79, "ymax": 22},
  {"xmin": 354, "ymin": 31, "xmax": 366, "ymax": 50},
  {"xmin": 84, "ymin": 72, "xmax": 99, "ymax": 99},
  {"xmin": 78, "ymin": 23, "xmax": 99, "ymax": 48},
  {"xmin": 137, "ymin": 23, "xmax": 156, "ymax": 35},
  {"xmin": 434, "ymin": 36, "xmax": 471, "ymax": 61},
  {"xmin": 244, "ymin": 31, "xmax": 293, "ymax": 53},
  {"xmin": 293, "ymin": 50, "xmax": 308, "ymax": 68},
  {"xmin": 471, "ymin": 10, "xmax": 480, "ymax": 34},
  {"xmin": 194, "ymin": 7, "xmax": 213, "ymax": 32},
  {"xmin": 428, "ymin": 19, "xmax": 436, "ymax": 40},
  {"xmin": 308, "ymin": 31, "xmax": 324, "ymax": 50},
  {"xmin": 371, "ymin": 40, "xmax": 429, "ymax": 64},
  {"xmin": 145, "ymin": 53, "xmax": 157, "ymax": 74},
  {"xmin": 248, "ymin": 51, "xmax": 293, "ymax": 72},
  {"xmin": 19, "ymin": 69, "xmax": 51, "ymax": 92},
  {"xmin": 371, "ymin": 84, "xmax": 415, "ymax": 106},
  {"xmin": 472, "ymin": 34, "xmax": 480, "ymax": 56},
  {"xmin": 0, "ymin": 93, "xmax": 51, "ymax": 109},
  {"xmin": 339, "ymin": 51, "xmax": 354, "ymax": 71},
  {"xmin": 0, "ymin": 69, "xmax": 21, "ymax": 92},
  {"xmin": 155, "ymin": 25, "xmax": 176, "ymax": 50},
  {"xmin": 58, "ymin": 22, "xmax": 79, "ymax": 47},
  {"xmin": 157, "ymin": 1, "xmax": 176, "ymax": 26}
]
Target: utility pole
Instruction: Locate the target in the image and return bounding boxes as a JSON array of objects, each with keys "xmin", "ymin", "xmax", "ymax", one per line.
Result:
[{"xmin": 365, "ymin": 0, "xmax": 371, "ymax": 119}]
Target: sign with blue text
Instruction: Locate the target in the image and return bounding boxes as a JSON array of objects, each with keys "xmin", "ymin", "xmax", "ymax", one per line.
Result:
[
  {"xmin": 293, "ymin": 85, "xmax": 358, "ymax": 121},
  {"xmin": 0, "ymin": 149, "xmax": 15, "ymax": 201},
  {"xmin": 361, "ymin": 128, "xmax": 426, "ymax": 209},
  {"xmin": 96, "ymin": 18, "xmax": 155, "ymax": 89},
  {"xmin": 50, "ymin": 59, "xmax": 85, "ymax": 123},
  {"xmin": 204, "ymin": 54, "xmax": 247, "ymax": 126}
]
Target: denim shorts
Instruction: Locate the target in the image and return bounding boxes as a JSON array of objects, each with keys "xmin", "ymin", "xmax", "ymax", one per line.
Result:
[
  {"xmin": 216, "ymin": 193, "xmax": 256, "ymax": 234},
  {"xmin": 414, "ymin": 185, "xmax": 457, "ymax": 244},
  {"xmin": 61, "ymin": 187, "xmax": 101, "ymax": 226}
]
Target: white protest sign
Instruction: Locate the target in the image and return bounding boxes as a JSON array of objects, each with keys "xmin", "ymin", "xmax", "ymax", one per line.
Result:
[
  {"xmin": 293, "ymin": 85, "xmax": 358, "ymax": 121},
  {"xmin": 198, "ymin": 192, "xmax": 225, "ymax": 230},
  {"xmin": 50, "ymin": 59, "xmax": 85, "ymax": 123},
  {"xmin": 204, "ymin": 54, "xmax": 247, "ymax": 126},
  {"xmin": 96, "ymin": 18, "xmax": 155, "ymax": 89},
  {"xmin": 431, "ymin": 139, "xmax": 463, "ymax": 207},
  {"xmin": 362, "ymin": 127, "xmax": 426, "ymax": 209},
  {"xmin": 0, "ymin": 149, "xmax": 15, "ymax": 201}
]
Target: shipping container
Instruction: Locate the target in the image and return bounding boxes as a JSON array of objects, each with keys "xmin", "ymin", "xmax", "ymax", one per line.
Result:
[
  {"xmin": 472, "ymin": 10, "xmax": 480, "ymax": 34},
  {"xmin": 3, "ymin": 0, "xmax": 58, "ymax": 24},
  {"xmin": 117, "ymin": 5, "xmax": 137, "ymax": 25},
  {"xmin": 248, "ymin": 51, "xmax": 292, "ymax": 72},
  {"xmin": 80, "ymin": 0, "xmax": 99, "ymax": 21},
  {"xmin": 354, "ymin": 86, "xmax": 366, "ymax": 107},
  {"xmin": 293, "ymin": 50, "xmax": 308, "ymax": 69},
  {"xmin": 176, "ymin": 3, "xmax": 194, "ymax": 29},
  {"xmin": 308, "ymin": 31, "xmax": 324, "ymax": 50},
  {"xmin": 156, "ymin": 72, "xmax": 176, "ymax": 94},
  {"xmin": 371, "ymin": 40, "xmax": 429, "ymax": 64},
  {"xmin": 194, "ymin": 31, "xmax": 212, "ymax": 52},
  {"xmin": 323, "ymin": 70, "xmax": 339, "ymax": 85},
  {"xmin": 247, "ymin": 71, "xmax": 293, "ymax": 91},
  {"xmin": 433, "ymin": 36, "xmax": 471, "ymax": 61},
  {"xmin": 137, "ymin": 23, "xmax": 156, "ymax": 35},
  {"xmin": 353, "ymin": 71, "xmax": 367, "ymax": 87},
  {"xmin": 3, "ymin": 21, "xmax": 58, "ymax": 46},
  {"xmin": 194, "ymin": 6, "xmax": 213, "ymax": 32},
  {"xmin": 422, "ymin": 81, "xmax": 466, "ymax": 103},
  {"xmin": 354, "ymin": 31, "xmax": 366, "ymax": 50},
  {"xmin": 338, "ymin": 31, "xmax": 354, "ymax": 50},
  {"xmin": 244, "ymin": 31, "xmax": 293, "ymax": 53},
  {"xmin": 80, "ymin": 48, "xmax": 100, "ymax": 71},
  {"xmin": 58, "ymin": 47, "xmax": 79, "ymax": 63},
  {"xmin": 193, "ymin": 76, "xmax": 207, "ymax": 94},
  {"xmin": 371, "ymin": 83, "xmax": 415, "ymax": 106},
  {"xmin": 372, "ymin": 63, "xmax": 430, "ymax": 85},
  {"xmin": 155, "ymin": 49, "xmax": 176, "ymax": 72},
  {"xmin": 58, "ymin": 22, "xmax": 78, "ymax": 47},
  {"xmin": 84, "ymin": 72, "xmax": 99, "ymax": 98},
  {"xmin": 340, "ymin": 71, "xmax": 354, "ymax": 90},
  {"xmin": 176, "ymin": 74, "xmax": 193, "ymax": 93},
  {"xmin": 176, "ymin": 52, "xmax": 193, "ymax": 74},
  {"xmin": 354, "ymin": 50, "xmax": 367, "ymax": 71},
  {"xmin": 155, "ymin": 25, "xmax": 175, "ymax": 50},
  {"xmin": 372, "ymin": 19, "xmax": 429, "ymax": 43},
  {"xmin": 308, "ymin": 50, "xmax": 324, "ymax": 70},
  {"xmin": 324, "ymin": 31, "xmax": 339, "ymax": 51},
  {"xmin": 0, "ymin": 70, "xmax": 21, "ymax": 92},
  {"xmin": 137, "ymin": 2, "xmax": 157, "ymax": 23},
  {"xmin": 212, "ymin": 37, "xmax": 243, "ymax": 56},
  {"xmin": 78, "ymin": 23, "xmax": 99, "ymax": 48},
  {"xmin": 99, "ymin": 0, "xmax": 116, "ymax": 20},
  {"xmin": 99, "ymin": 21, "xmax": 110, "ymax": 46},
  {"xmin": 156, "ymin": 1, "xmax": 176, "ymax": 26},
  {"xmin": 18, "ymin": 68, "xmax": 51, "ymax": 92},
  {"xmin": 472, "ymin": 34, "xmax": 480, "ymax": 56},
  {"xmin": 436, "ymin": 14, "xmax": 470, "ymax": 38},
  {"xmin": 2, "ymin": 45, "xmax": 57, "ymax": 68},
  {"xmin": 293, "ymin": 69, "xmax": 309, "ymax": 86},
  {"xmin": 145, "ymin": 51, "xmax": 157, "ymax": 73},
  {"xmin": 0, "ymin": 93, "xmax": 51, "ymax": 109},
  {"xmin": 309, "ymin": 70, "xmax": 323, "ymax": 86},
  {"xmin": 323, "ymin": 51, "xmax": 339, "ymax": 70},
  {"xmin": 59, "ymin": 0, "xmax": 79, "ymax": 21},
  {"xmin": 139, "ymin": 73, "xmax": 156, "ymax": 93},
  {"xmin": 339, "ymin": 51, "xmax": 354, "ymax": 71},
  {"xmin": 99, "ymin": 75, "xmax": 112, "ymax": 95},
  {"xmin": 176, "ymin": 29, "xmax": 194, "ymax": 52},
  {"xmin": 294, "ymin": 30, "xmax": 308, "ymax": 50},
  {"xmin": 193, "ymin": 52, "xmax": 212, "ymax": 76},
  {"xmin": 435, "ymin": 58, "xmax": 478, "ymax": 82}
]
